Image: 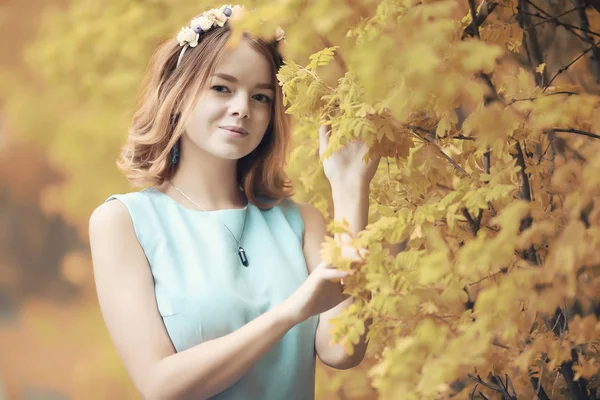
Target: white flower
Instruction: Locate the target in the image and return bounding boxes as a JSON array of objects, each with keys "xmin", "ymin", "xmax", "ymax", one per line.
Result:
[
  {"xmin": 191, "ymin": 15, "xmax": 213, "ymax": 31},
  {"xmin": 203, "ymin": 10, "xmax": 218, "ymax": 27},
  {"xmin": 188, "ymin": 32, "xmax": 200, "ymax": 47},
  {"xmin": 176, "ymin": 27, "xmax": 199, "ymax": 47},
  {"xmin": 176, "ymin": 5, "xmax": 243, "ymax": 48},
  {"xmin": 214, "ymin": 10, "xmax": 228, "ymax": 27}
]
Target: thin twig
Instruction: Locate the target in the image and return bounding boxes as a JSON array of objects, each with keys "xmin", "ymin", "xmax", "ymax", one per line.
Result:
[
  {"xmin": 571, "ymin": 0, "xmax": 600, "ymax": 82},
  {"xmin": 492, "ymin": 374, "xmax": 516, "ymax": 399},
  {"xmin": 545, "ymin": 44, "xmax": 599, "ymax": 92},
  {"xmin": 470, "ymin": 383, "xmax": 479, "ymax": 399},
  {"xmin": 404, "ymin": 124, "xmax": 435, "ymax": 136},
  {"xmin": 540, "ymin": 20, "xmax": 600, "ymax": 38},
  {"xmin": 525, "ymin": 0, "xmax": 588, "ymax": 42},
  {"xmin": 409, "ymin": 129, "xmax": 472, "ymax": 178},
  {"xmin": 451, "ymin": 134, "xmax": 475, "ymax": 140},
  {"xmin": 552, "ymin": 128, "xmax": 600, "ymax": 140},
  {"xmin": 493, "ymin": 340, "xmax": 511, "ymax": 350},
  {"xmin": 467, "ymin": 374, "xmax": 503, "ymax": 392},
  {"xmin": 537, "ymin": 137, "xmax": 553, "ymax": 165},
  {"xmin": 507, "ymin": 91, "xmax": 578, "ymax": 105},
  {"xmin": 506, "ymin": 374, "xmax": 517, "ymax": 398},
  {"xmin": 468, "ymin": 269, "xmax": 506, "ymax": 285},
  {"xmin": 385, "ymin": 117, "xmax": 473, "ymax": 178},
  {"xmin": 524, "ymin": 5, "xmax": 585, "ymax": 30}
]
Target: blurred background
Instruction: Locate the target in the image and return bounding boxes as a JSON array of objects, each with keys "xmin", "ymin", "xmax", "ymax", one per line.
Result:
[
  {"xmin": 0, "ymin": 0, "xmax": 375, "ymax": 398},
  {"xmin": 3, "ymin": 0, "xmax": 596, "ymax": 398}
]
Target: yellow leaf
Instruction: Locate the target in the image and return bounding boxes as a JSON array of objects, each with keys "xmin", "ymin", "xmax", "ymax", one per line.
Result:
[{"xmin": 535, "ymin": 63, "xmax": 546, "ymax": 74}]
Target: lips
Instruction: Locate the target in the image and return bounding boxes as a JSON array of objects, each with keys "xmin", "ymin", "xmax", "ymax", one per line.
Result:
[{"xmin": 220, "ymin": 126, "xmax": 248, "ymax": 135}]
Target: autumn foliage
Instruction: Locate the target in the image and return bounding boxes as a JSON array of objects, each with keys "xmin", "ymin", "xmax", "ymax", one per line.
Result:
[{"xmin": 2, "ymin": 0, "xmax": 600, "ymax": 398}]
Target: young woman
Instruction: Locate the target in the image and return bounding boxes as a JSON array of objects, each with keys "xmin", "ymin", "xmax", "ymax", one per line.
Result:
[{"xmin": 89, "ymin": 5, "xmax": 380, "ymax": 399}]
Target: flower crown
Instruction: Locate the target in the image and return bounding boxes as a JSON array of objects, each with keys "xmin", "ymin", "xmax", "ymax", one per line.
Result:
[{"xmin": 175, "ymin": 4, "xmax": 286, "ymax": 68}]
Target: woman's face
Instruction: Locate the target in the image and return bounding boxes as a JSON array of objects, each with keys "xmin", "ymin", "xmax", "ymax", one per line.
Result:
[{"xmin": 183, "ymin": 38, "xmax": 275, "ymax": 160}]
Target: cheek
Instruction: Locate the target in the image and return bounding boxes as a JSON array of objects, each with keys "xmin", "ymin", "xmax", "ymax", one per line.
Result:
[
  {"xmin": 255, "ymin": 106, "xmax": 273, "ymax": 129},
  {"xmin": 187, "ymin": 99, "xmax": 225, "ymax": 131}
]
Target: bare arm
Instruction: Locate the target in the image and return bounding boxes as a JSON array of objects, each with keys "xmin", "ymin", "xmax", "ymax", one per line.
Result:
[
  {"xmin": 89, "ymin": 200, "xmax": 302, "ymax": 400},
  {"xmin": 298, "ymin": 200, "xmax": 370, "ymax": 370}
]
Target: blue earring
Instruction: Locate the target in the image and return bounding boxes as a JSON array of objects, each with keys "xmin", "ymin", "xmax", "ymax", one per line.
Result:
[{"xmin": 171, "ymin": 141, "xmax": 180, "ymax": 165}]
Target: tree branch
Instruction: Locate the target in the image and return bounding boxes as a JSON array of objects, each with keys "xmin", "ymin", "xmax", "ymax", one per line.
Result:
[
  {"xmin": 467, "ymin": 374, "xmax": 503, "ymax": 392},
  {"xmin": 462, "ymin": 0, "xmax": 499, "ymax": 39},
  {"xmin": 530, "ymin": 375, "xmax": 551, "ymax": 400},
  {"xmin": 526, "ymin": 0, "xmax": 600, "ymax": 86},
  {"xmin": 408, "ymin": 128, "xmax": 472, "ymax": 178},
  {"xmin": 460, "ymin": 0, "xmax": 500, "ymax": 237},
  {"xmin": 517, "ymin": 0, "xmax": 548, "ymax": 85},
  {"xmin": 470, "ymin": 383, "xmax": 479, "ymax": 399},
  {"xmin": 570, "ymin": 0, "xmax": 600, "ymax": 83},
  {"xmin": 463, "ymin": 208, "xmax": 479, "ymax": 235},
  {"xmin": 525, "ymin": 0, "xmax": 588, "ymax": 42},
  {"xmin": 551, "ymin": 128, "xmax": 600, "ymax": 140},
  {"xmin": 559, "ymin": 349, "xmax": 590, "ymax": 400},
  {"xmin": 545, "ymin": 44, "xmax": 600, "ymax": 89},
  {"xmin": 381, "ymin": 116, "xmax": 474, "ymax": 178},
  {"xmin": 476, "ymin": 149, "xmax": 490, "ymax": 230},
  {"xmin": 468, "ymin": 0, "xmax": 481, "ymax": 37},
  {"xmin": 514, "ymin": 141, "xmax": 538, "ymax": 263},
  {"xmin": 451, "ymin": 134, "xmax": 476, "ymax": 140},
  {"xmin": 524, "ymin": 5, "xmax": 585, "ymax": 30},
  {"xmin": 492, "ymin": 374, "xmax": 517, "ymax": 399},
  {"xmin": 507, "ymin": 91, "xmax": 578, "ymax": 105},
  {"xmin": 514, "ymin": 142, "xmax": 532, "ymax": 203},
  {"xmin": 588, "ymin": 0, "xmax": 600, "ymax": 13},
  {"xmin": 528, "ymin": 16, "xmax": 600, "ymax": 39}
]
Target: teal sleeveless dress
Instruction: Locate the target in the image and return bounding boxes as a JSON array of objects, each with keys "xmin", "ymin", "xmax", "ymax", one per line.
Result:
[{"xmin": 105, "ymin": 187, "xmax": 319, "ymax": 399}]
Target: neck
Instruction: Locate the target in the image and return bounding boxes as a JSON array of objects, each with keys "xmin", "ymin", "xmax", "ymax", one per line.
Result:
[{"xmin": 159, "ymin": 138, "xmax": 248, "ymax": 211}]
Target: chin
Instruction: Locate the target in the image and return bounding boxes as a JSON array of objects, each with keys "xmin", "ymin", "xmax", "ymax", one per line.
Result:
[{"xmin": 217, "ymin": 147, "xmax": 253, "ymax": 160}]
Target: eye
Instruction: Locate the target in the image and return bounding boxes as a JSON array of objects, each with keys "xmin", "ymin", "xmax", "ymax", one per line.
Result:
[
  {"xmin": 253, "ymin": 94, "xmax": 272, "ymax": 103},
  {"xmin": 211, "ymin": 85, "xmax": 230, "ymax": 93}
]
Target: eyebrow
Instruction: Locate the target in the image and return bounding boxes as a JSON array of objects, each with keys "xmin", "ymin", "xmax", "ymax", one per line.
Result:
[{"xmin": 212, "ymin": 73, "xmax": 274, "ymax": 91}]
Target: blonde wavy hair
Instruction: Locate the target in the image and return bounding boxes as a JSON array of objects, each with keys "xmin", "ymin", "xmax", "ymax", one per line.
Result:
[{"xmin": 117, "ymin": 24, "xmax": 295, "ymax": 209}]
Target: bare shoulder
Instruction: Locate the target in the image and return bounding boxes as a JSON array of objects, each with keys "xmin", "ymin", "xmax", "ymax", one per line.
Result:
[
  {"xmin": 88, "ymin": 198, "xmax": 175, "ymax": 396},
  {"xmin": 89, "ymin": 198, "xmax": 133, "ymax": 238},
  {"xmin": 296, "ymin": 202, "xmax": 327, "ymax": 238},
  {"xmin": 296, "ymin": 201, "xmax": 326, "ymax": 225}
]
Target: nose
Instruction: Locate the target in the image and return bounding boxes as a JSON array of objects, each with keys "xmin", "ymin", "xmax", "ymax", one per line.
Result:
[{"xmin": 229, "ymin": 93, "xmax": 250, "ymax": 119}]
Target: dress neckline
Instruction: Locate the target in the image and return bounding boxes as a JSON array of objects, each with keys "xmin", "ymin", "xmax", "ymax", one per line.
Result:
[{"xmin": 144, "ymin": 187, "xmax": 250, "ymax": 214}]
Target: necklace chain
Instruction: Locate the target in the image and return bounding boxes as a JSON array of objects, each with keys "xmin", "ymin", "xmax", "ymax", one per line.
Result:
[{"xmin": 168, "ymin": 181, "xmax": 247, "ymax": 248}]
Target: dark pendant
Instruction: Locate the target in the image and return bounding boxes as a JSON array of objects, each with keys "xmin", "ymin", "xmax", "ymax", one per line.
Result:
[{"xmin": 238, "ymin": 246, "xmax": 249, "ymax": 267}]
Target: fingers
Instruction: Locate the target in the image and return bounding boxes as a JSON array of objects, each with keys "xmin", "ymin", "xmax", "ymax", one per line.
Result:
[
  {"xmin": 318, "ymin": 123, "xmax": 331, "ymax": 158},
  {"xmin": 336, "ymin": 233, "xmax": 370, "ymax": 264},
  {"xmin": 315, "ymin": 261, "xmax": 349, "ymax": 283},
  {"xmin": 322, "ymin": 268, "xmax": 348, "ymax": 282}
]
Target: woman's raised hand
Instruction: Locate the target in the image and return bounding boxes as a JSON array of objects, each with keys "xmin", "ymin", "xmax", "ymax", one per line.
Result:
[{"xmin": 318, "ymin": 122, "xmax": 381, "ymax": 191}]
